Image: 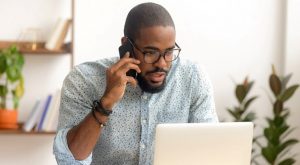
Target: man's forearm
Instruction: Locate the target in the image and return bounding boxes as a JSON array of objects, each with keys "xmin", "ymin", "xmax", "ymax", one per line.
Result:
[{"xmin": 67, "ymin": 112, "xmax": 108, "ymax": 160}]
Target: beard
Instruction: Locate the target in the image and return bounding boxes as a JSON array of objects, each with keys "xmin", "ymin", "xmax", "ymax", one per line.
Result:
[{"xmin": 137, "ymin": 67, "xmax": 169, "ymax": 93}]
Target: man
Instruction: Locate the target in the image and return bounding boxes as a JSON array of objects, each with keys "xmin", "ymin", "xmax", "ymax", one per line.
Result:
[{"xmin": 54, "ymin": 2, "xmax": 218, "ymax": 165}]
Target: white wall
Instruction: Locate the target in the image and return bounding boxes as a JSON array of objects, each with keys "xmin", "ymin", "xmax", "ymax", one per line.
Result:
[
  {"xmin": 285, "ymin": 0, "xmax": 300, "ymax": 160},
  {"xmin": 0, "ymin": 0, "xmax": 299, "ymax": 164}
]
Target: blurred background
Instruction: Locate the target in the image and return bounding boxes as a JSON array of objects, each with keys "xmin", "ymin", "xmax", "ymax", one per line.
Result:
[{"xmin": 0, "ymin": 0, "xmax": 299, "ymax": 164}]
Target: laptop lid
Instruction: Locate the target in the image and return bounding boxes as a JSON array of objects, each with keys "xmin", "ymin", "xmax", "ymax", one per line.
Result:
[{"xmin": 153, "ymin": 122, "xmax": 253, "ymax": 165}]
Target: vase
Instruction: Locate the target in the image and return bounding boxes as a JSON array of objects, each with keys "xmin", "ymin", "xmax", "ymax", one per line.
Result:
[{"xmin": 0, "ymin": 109, "xmax": 18, "ymax": 129}]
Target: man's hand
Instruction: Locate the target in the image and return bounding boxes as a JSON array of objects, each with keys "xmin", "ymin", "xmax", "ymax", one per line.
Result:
[{"xmin": 101, "ymin": 52, "xmax": 141, "ymax": 109}]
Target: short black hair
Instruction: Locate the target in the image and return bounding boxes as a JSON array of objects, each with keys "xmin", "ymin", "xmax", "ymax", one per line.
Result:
[{"xmin": 124, "ymin": 2, "xmax": 175, "ymax": 41}]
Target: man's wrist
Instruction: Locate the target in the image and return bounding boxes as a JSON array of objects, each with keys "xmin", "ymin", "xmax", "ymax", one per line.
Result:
[
  {"xmin": 92, "ymin": 99, "xmax": 112, "ymax": 116},
  {"xmin": 101, "ymin": 96, "xmax": 115, "ymax": 110},
  {"xmin": 91, "ymin": 110, "xmax": 109, "ymax": 128}
]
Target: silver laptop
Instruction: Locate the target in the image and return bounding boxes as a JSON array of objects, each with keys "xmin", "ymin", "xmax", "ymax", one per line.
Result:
[{"xmin": 153, "ymin": 122, "xmax": 253, "ymax": 165}]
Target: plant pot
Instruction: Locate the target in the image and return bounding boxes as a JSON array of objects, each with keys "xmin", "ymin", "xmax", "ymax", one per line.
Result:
[{"xmin": 0, "ymin": 109, "xmax": 19, "ymax": 129}]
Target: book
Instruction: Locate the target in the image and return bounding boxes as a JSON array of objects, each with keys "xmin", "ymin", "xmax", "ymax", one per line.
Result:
[
  {"xmin": 47, "ymin": 89, "xmax": 61, "ymax": 132},
  {"xmin": 36, "ymin": 95, "xmax": 52, "ymax": 131},
  {"xmin": 45, "ymin": 18, "xmax": 71, "ymax": 50},
  {"xmin": 42, "ymin": 89, "xmax": 61, "ymax": 132},
  {"xmin": 22, "ymin": 99, "xmax": 42, "ymax": 132}
]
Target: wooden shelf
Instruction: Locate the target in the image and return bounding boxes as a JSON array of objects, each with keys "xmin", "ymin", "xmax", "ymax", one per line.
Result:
[
  {"xmin": 0, "ymin": 41, "xmax": 71, "ymax": 55},
  {"xmin": 0, "ymin": 123, "xmax": 56, "ymax": 135}
]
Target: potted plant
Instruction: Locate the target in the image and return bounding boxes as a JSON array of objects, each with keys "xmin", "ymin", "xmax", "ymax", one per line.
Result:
[
  {"xmin": 227, "ymin": 76, "xmax": 258, "ymax": 122},
  {"xmin": 257, "ymin": 65, "xmax": 299, "ymax": 165},
  {"xmin": 0, "ymin": 45, "xmax": 25, "ymax": 129}
]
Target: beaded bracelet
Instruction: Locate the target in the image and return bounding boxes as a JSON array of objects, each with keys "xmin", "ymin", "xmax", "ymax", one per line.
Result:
[{"xmin": 91, "ymin": 109, "xmax": 106, "ymax": 128}]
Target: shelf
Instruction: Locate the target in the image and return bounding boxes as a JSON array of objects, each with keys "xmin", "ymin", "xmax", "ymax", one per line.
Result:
[
  {"xmin": 0, "ymin": 123, "xmax": 56, "ymax": 135},
  {"xmin": 0, "ymin": 41, "xmax": 71, "ymax": 55}
]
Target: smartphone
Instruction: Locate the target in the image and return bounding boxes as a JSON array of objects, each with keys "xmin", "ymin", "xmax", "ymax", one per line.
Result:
[{"xmin": 118, "ymin": 41, "xmax": 137, "ymax": 78}]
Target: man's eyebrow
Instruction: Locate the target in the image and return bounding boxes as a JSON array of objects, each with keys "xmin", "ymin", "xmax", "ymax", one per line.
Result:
[
  {"xmin": 143, "ymin": 45, "xmax": 176, "ymax": 51},
  {"xmin": 143, "ymin": 46, "xmax": 160, "ymax": 51}
]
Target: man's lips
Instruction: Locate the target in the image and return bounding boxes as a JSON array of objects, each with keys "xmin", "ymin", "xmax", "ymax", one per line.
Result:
[{"xmin": 148, "ymin": 72, "xmax": 166, "ymax": 83}]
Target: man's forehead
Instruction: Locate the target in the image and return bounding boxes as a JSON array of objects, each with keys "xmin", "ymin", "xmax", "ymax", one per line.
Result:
[{"xmin": 135, "ymin": 26, "xmax": 176, "ymax": 46}]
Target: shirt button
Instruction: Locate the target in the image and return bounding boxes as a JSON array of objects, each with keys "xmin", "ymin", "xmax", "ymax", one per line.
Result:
[
  {"xmin": 142, "ymin": 119, "xmax": 147, "ymax": 124},
  {"xmin": 142, "ymin": 95, "xmax": 147, "ymax": 100},
  {"xmin": 140, "ymin": 143, "xmax": 145, "ymax": 149}
]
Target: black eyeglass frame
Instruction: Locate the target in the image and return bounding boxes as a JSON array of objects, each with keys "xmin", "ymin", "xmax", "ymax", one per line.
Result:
[{"xmin": 126, "ymin": 37, "xmax": 181, "ymax": 64}]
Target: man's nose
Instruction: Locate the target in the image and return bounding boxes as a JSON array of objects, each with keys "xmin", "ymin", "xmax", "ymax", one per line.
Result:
[{"xmin": 153, "ymin": 55, "xmax": 168, "ymax": 68}]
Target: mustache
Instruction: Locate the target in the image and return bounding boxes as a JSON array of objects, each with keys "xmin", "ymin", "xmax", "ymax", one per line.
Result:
[{"xmin": 146, "ymin": 67, "xmax": 169, "ymax": 75}]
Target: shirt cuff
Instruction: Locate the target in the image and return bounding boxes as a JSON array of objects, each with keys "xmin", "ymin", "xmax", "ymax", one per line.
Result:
[{"xmin": 54, "ymin": 128, "xmax": 92, "ymax": 165}]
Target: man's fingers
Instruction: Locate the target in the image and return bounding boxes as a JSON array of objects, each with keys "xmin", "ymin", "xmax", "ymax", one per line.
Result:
[
  {"xmin": 114, "ymin": 52, "xmax": 140, "ymax": 69},
  {"xmin": 119, "ymin": 63, "xmax": 141, "ymax": 74},
  {"xmin": 123, "ymin": 52, "xmax": 130, "ymax": 58},
  {"xmin": 126, "ymin": 76, "xmax": 138, "ymax": 87}
]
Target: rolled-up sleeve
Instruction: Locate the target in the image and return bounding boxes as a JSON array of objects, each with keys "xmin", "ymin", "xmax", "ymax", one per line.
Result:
[
  {"xmin": 53, "ymin": 128, "xmax": 92, "ymax": 165},
  {"xmin": 53, "ymin": 65, "xmax": 98, "ymax": 165}
]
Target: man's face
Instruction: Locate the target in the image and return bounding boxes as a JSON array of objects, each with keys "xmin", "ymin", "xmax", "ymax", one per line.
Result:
[{"xmin": 133, "ymin": 26, "xmax": 176, "ymax": 93}]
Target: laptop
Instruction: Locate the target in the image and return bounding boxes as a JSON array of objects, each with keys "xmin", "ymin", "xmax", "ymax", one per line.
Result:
[{"xmin": 153, "ymin": 122, "xmax": 253, "ymax": 165}]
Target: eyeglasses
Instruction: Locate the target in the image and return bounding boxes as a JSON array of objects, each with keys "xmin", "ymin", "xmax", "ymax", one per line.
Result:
[{"xmin": 127, "ymin": 38, "xmax": 181, "ymax": 64}]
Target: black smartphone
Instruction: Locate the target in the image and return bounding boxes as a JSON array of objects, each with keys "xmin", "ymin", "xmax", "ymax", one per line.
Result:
[{"xmin": 118, "ymin": 41, "xmax": 137, "ymax": 78}]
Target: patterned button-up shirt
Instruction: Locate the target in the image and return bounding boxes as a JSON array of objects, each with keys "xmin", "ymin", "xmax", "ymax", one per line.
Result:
[{"xmin": 53, "ymin": 57, "xmax": 218, "ymax": 165}]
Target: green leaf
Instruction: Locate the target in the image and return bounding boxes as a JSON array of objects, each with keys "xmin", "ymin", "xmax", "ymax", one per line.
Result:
[
  {"xmin": 9, "ymin": 45, "xmax": 18, "ymax": 52},
  {"xmin": 227, "ymin": 108, "xmax": 239, "ymax": 120},
  {"xmin": 5, "ymin": 53, "xmax": 12, "ymax": 66},
  {"xmin": 245, "ymin": 81, "xmax": 254, "ymax": 93},
  {"xmin": 244, "ymin": 96, "xmax": 258, "ymax": 111},
  {"xmin": 264, "ymin": 128, "xmax": 273, "ymax": 142},
  {"xmin": 0, "ymin": 85, "xmax": 8, "ymax": 97},
  {"xmin": 242, "ymin": 112, "xmax": 256, "ymax": 121},
  {"xmin": 14, "ymin": 80, "xmax": 24, "ymax": 98},
  {"xmin": 18, "ymin": 54, "xmax": 25, "ymax": 67},
  {"xmin": 278, "ymin": 125, "xmax": 289, "ymax": 136},
  {"xmin": 6, "ymin": 66, "xmax": 21, "ymax": 82},
  {"xmin": 278, "ymin": 139, "xmax": 298, "ymax": 154},
  {"xmin": 0, "ymin": 54, "xmax": 6, "ymax": 74},
  {"xmin": 281, "ymin": 74, "xmax": 292, "ymax": 91},
  {"xmin": 278, "ymin": 158, "xmax": 295, "ymax": 165},
  {"xmin": 13, "ymin": 93, "xmax": 20, "ymax": 109},
  {"xmin": 11, "ymin": 50, "xmax": 24, "ymax": 69},
  {"xmin": 236, "ymin": 85, "xmax": 247, "ymax": 103},
  {"xmin": 279, "ymin": 85, "xmax": 299, "ymax": 102},
  {"xmin": 274, "ymin": 116, "xmax": 284, "ymax": 127},
  {"xmin": 282, "ymin": 111, "xmax": 290, "ymax": 119},
  {"xmin": 266, "ymin": 117, "xmax": 273, "ymax": 126},
  {"xmin": 270, "ymin": 74, "xmax": 282, "ymax": 96},
  {"xmin": 264, "ymin": 126, "xmax": 280, "ymax": 145},
  {"xmin": 281, "ymin": 127, "xmax": 295, "ymax": 140},
  {"xmin": 262, "ymin": 146, "xmax": 276, "ymax": 163},
  {"xmin": 234, "ymin": 106, "xmax": 244, "ymax": 115}
]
